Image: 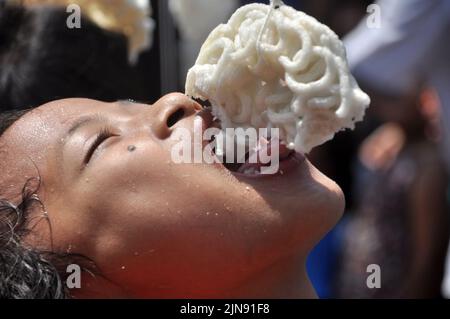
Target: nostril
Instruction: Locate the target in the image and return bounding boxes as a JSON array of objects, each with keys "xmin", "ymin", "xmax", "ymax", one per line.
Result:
[{"xmin": 167, "ymin": 108, "xmax": 186, "ymax": 128}]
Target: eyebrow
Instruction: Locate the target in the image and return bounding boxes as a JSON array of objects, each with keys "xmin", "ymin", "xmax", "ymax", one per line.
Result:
[
  {"xmin": 64, "ymin": 114, "xmax": 109, "ymax": 144},
  {"xmin": 68, "ymin": 116, "xmax": 96, "ymax": 136},
  {"xmin": 64, "ymin": 100, "xmax": 146, "ymax": 142}
]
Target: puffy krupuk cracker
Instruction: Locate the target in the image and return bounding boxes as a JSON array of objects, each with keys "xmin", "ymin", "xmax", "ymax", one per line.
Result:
[{"xmin": 186, "ymin": 1, "xmax": 370, "ymax": 154}]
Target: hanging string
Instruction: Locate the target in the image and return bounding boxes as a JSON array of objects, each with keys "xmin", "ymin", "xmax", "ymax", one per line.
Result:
[{"xmin": 256, "ymin": 0, "xmax": 284, "ymax": 57}]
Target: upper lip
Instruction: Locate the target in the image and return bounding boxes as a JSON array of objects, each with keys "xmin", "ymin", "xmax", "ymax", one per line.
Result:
[
  {"xmin": 195, "ymin": 107, "xmax": 213, "ymax": 132},
  {"xmin": 195, "ymin": 107, "xmax": 222, "ymax": 133}
]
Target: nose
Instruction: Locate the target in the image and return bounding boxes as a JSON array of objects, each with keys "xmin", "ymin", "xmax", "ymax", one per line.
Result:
[{"xmin": 149, "ymin": 93, "xmax": 202, "ymax": 139}]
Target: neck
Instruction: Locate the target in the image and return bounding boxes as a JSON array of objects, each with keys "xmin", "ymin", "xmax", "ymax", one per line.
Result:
[
  {"xmin": 225, "ymin": 254, "xmax": 316, "ymax": 299},
  {"xmin": 72, "ymin": 254, "xmax": 316, "ymax": 299}
]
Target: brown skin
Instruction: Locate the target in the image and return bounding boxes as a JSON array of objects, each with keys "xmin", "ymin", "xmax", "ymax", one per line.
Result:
[{"xmin": 0, "ymin": 93, "xmax": 344, "ymax": 298}]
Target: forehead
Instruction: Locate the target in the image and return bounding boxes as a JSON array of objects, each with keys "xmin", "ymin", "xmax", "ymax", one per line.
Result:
[
  {"xmin": 0, "ymin": 98, "xmax": 107, "ymax": 200},
  {"xmin": 10, "ymin": 98, "xmax": 108, "ymax": 137}
]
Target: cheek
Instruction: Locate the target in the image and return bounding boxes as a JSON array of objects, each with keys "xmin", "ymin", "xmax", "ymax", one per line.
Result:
[
  {"xmin": 53, "ymin": 142, "xmax": 345, "ymax": 292},
  {"xmin": 45, "ymin": 146, "xmax": 172, "ymax": 256},
  {"xmin": 87, "ymin": 142, "xmax": 173, "ymax": 198},
  {"xmin": 68, "ymin": 149, "xmax": 217, "ymax": 255}
]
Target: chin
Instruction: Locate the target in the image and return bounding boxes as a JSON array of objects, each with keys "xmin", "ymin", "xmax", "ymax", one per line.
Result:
[
  {"xmin": 301, "ymin": 163, "xmax": 345, "ymax": 247},
  {"xmin": 259, "ymin": 160, "xmax": 345, "ymax": 255}
]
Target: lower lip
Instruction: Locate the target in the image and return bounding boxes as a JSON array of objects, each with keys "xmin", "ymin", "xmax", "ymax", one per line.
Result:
[
  {"xmin": 230, "ymin": 152, "xmax": 306, "ymax": 179},
  {"xmin": 195, "ymin": 111, "xmax": 306, "ymax": 178}
]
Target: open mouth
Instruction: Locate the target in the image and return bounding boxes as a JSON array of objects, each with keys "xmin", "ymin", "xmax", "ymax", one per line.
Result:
[{"xmin": 196, "ymin": 107, "xmax": 304, "ymax": 177}]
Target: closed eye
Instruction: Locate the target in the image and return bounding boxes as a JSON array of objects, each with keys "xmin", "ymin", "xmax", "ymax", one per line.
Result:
[{"xmin": 84, "ymin": 127, "xmax": 116, "ymax": 164}]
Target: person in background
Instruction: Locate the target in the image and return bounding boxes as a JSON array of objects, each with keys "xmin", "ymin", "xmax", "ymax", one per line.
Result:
[
  {"xmin": 335, "ymin": 87, "xmax": 449, "ymax": 298},
  {"xmin": 343, "ymin": 0, "xmax": 450, "ymax": 297}
]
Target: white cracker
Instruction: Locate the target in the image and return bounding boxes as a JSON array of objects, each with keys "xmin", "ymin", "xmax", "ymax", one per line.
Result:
[{"xmin": 186, "ymin": 2, "xmax": 370, "ymax": 153}]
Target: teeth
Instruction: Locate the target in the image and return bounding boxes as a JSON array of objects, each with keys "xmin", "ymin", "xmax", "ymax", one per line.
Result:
[
  {"xmin": 243, "ymin": 166, "xmax": 260, "ymax": 175},
  {"xmin": 216, "ymin": 148, "xmax": 224, "ymax": 157}
]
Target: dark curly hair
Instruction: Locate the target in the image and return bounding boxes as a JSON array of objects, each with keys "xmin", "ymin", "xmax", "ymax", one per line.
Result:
[{"xmin": 0, "ymin": 110, "xmax": 96, "ymax": 299}]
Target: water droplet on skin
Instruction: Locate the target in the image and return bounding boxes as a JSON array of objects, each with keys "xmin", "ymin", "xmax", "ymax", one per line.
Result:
[
  {"xmin": 121, "ymin": 266, "xmax": 126, "ymax": 270},
  {"xmin": 215, "ymin": 212, "xmax": 219, "ymax": 216},
  {"xmin": 206, "ymin": 211, "xmax": 211, "ymax": 216},
  {"xmin": 134, "ymin": 252, "xmax": 139, "ymax": 256},
  {"xmin": 280, "ymin": 170, "xmax": 284, "ymax": 175},
  {"xmin": 245, "ymin": 186, "xmax": 250, "ymax": 191},
  {"xmin": 85, "ymin": 178, "xmax": 89, "ymax": 183}
]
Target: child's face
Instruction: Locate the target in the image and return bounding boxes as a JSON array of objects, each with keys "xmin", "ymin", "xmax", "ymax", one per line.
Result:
[{"xmin": 0, "ymin": 93, "xmax": 344, "ymax": 297}]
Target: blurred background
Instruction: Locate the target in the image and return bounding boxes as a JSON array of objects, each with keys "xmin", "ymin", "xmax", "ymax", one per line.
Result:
[{"xmin": 1, "ymin": 0, "xmax": 449, "ymax": 298}]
